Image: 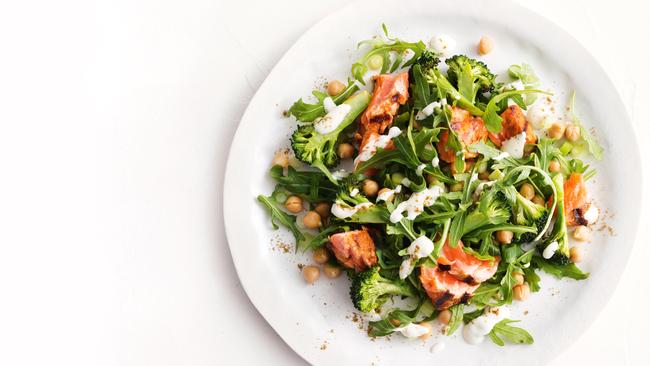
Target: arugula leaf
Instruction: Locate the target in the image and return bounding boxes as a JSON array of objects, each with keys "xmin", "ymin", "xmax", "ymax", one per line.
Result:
[
  {"xmin": 483, "ymin": 89, "xmax": 550, "ymax": 133},
  {"xmin": 523, "ymin": 266, "xmax": 541, "ymax": 292},
  {"xmin": 487, "ymin": 319, "xmax": 534, "ymax": 346},
  {"xmin": 352, "ymin": 25, "xmax": 426, "ymax": 84},
  {"xmin": 411, "ymin": 64, "xmax": 432, "ymax": 110},
  {"xmin": 532, "ymin": 256, "xmax": 589, "ymax": 280},
  {"xmin": 426, "ymin": 68, "xmax": 484, "ymax": 115},
  {"xmin": 269, "ymin": 166, "xmax": 337, "ymax": 202},
  {"xmin": 507, "ymin": 63, "xmax": 541, "ymax": 105},
  {"xmin": 287, "ymin": 79, "xmax": 359, "ymax": 122},
  {"xmin": 463, "ymin": 308, "xmax": 484, "ymax": 324},
  {"xmin": 446, "ymin": 304, "xmax": 465, "ymax": 335},
  {"xmin": 368, "ymin": 309, "xmax": 415, "ymax": 337},
  {"xmin": 568, "ymin": 92, "xmax": 604, "ymax": 160},
  {"xmin": 257, "ymin": 193, "xmax": 305, "ymax": 247}
]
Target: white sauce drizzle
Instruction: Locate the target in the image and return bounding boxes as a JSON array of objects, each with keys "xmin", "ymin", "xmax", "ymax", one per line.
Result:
[
  {"xmin": 322, "ymin": 97, "xmax": 336, "ymax": 113},
  {"xmin": 415, "ymin": 101, "xmax": 442, "ymax": 120},
  {"xmin": 431, "ymin": 157, "xmax": 439, "ymax": 167},
  {"xmin": 583, "ymin": 203, "xmax": 599, "ymax": 224},
  {"xmin": 332, "ymin": 170, "xmax": 350, "ymax": 180},
  {"xmin": 396, "ymin": 323, "xmax": 430, "ymax": 339},
  {"xmin": 330, "ymin": 202, "xmax": 374, "ymax": 219},
  {"xmin": 376, "ymin": 185, "xmax": 401, "ymax": 202},
  {"xmin": 462, "ymin": 307, "xmax": 510, "ymax": 345},
  {"xmin": 399, "ymin": 236, "xmax": 434, "ymax": 279},
  {"xmin": 416, "ymin": 164, "xmax": 426, "ymax": 176},
  {"xmin": 313, "ymin": 102, "xmax": 351, "ymax": 135},
  {"xmin": 501, "ymin": 131, "xmax": 527, "ymax": 159},
  {"xmin": 493, "ymin": 151, "xmax": 510, "ymax": 161},
  {"xmin": 543, "ymin": 241, "xmax": 559, "ymax": 259},
  {"xmin": 399, "ymin": 257, "xmax": 414, "ymax": 280},
  {"xmin": 389, "ymin": 186, "xmax": 444, "ymax": 223},
  {"xmin": 350, "ymin": 188, "xmax": 359, "ymax": 197},
  {"xmin": 429, "ymin": 34, "xmax": 456, "ymax": 57},
  {"xmin": 354, "ymin": 127, "xmax": 402, "ymax": 167}
]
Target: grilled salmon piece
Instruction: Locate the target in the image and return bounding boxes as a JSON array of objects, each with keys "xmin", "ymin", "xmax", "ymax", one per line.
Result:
[
  {"xmin": 488, "ymin": 105, "xmax": 537, "ymax": 147},
  {"xmin": 437, "ymin": 107, "xmax": 488, "ymax": 163},
  {"xmin": 419, "ymin": 266, "xmax": 479, "ymax": 310},
  {"xmin": 328, "ymin": 228, "xmax": 378, "ymax": 272},
  {"xmin": 437, "ymin": 240, "xmax": 499, "ymax": 285},
  {"xmin": 564, "ymin": 173, "xmax": 590, "ymax": 226},
  {"xmin": 358, "ymin": 72, "xmax": 409, "ymax": 138}
]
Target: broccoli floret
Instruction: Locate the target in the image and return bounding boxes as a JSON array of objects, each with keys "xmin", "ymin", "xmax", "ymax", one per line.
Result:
[
  {"xmin": 502, "ymin": 185, "xmax": 549, "ymax": 243},
  {"xmin": 290, "ymin": 91, "xmax": 371, "ymax": 182},
  {"xmin": 462, "ymin": 188, "xmax": 511, "ymax": 235},
  {"xmin": 410, "ymin": 50, "xmax": 440, "ymax": 77},
  {"xmin": 540, "ymin": 174, "xmax": 571, "ymax": 265},
  {"xmin": 331, "ymin": 173, "xmax": 387, "ymax": 224},
  {"xmin": 350, "ymin": 266, "xmax": 416, "ymax": 312},
  {"xmin": 445, "ymin": 55, "xmax": 497, "ymax": 102}
]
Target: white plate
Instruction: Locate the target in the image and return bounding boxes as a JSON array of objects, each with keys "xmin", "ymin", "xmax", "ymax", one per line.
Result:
[{"xmin": 223, "ymin": 0, "xmax": 641, "ymax": 364}]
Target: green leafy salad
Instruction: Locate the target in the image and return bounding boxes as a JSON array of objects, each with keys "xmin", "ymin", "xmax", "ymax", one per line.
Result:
[{"xmin": 257, "ymin": 26, "xmax": 604, "ymax": 347}]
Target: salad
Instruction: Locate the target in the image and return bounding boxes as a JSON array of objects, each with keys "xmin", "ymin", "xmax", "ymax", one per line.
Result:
[{"xmin": 257, "ymin": 26, "xmax": 604, "ymax": 347}]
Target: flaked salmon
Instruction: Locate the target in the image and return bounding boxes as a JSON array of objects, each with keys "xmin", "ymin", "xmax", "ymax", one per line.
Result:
[
  {"xmin": 437, "ymin": 107, "xmax": 488, "ymax": 163},
  {"xmin": 488, "ymin": 105, "xmax": 537, "ymax": 147},
  {"xmin": 358, "ymin": 72, "xmax": 409, "ymax": 138}
]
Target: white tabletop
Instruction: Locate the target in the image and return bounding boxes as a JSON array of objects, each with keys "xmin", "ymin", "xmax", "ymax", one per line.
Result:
[{"xmin": 0, "ymin": 0, "xmax": 648, "ymax": 365}]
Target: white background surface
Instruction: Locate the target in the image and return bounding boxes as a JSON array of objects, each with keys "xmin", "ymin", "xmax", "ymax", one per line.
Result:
[{"xmin": 0, "ymin": 0, "xmax": 648, "ymax": 365}]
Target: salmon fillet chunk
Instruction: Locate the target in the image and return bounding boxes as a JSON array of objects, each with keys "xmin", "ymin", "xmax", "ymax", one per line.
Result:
[
  {"xmin": 328, "ymin": 228, "xmax": 378, "ymax": 272},
  {"xmin": 437, "ymin": 240, "xmax": 499, "ymax": 285},
  {"xmin": 419, "ymin": 267, "xmax": 479, "ymax": 310}
]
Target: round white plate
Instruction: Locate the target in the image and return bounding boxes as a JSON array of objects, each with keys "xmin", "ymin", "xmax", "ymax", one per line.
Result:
[{"xmin": 223, "ymin": 0, "xmax": 641, "ymax": 364}]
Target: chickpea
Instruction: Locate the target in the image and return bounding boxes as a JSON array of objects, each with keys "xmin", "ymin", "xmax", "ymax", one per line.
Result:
[
  {"xmin": 450, "ymin": 182, "xmax": 464, "ymax": 192},
  {"xmin": 326, "ymin": 80, "xmax": 346, "ymax": 96},
  {"xmin": 548, "ymin": 159, "xmax": 561, "ymax": 173},
  {"xmin": 513, "ymin": 272, "xmax": 525, "ymax": 286},
  {"xmin": 284, "ymin": 195, "xmax": 303, "ymax": 213},
  {"xmin": 337, "ymin": 143, "xmax": 354, "ymax": 159},
  {"xmin": 323, "ymin": 263, "xmax": 342, "ymax": 278},
  {"xmin": 532, "ymin": 195, "xmax": 545, "ymax": 206},
  {"xmin": 573, "ymin": 225, "xmax": 591, "ymax": 242},
  {"xmin": 564, "ymin": 124, "xmax": 581, "ymax": 142},
  {"xmin": 478, "ymin": 171, "xmax": 491, "ymax": 180},
  {"xmin": 302, "ymin": 211, "xmax": 322, "ymax": 229},
  {"xmin": 496, "ymin": 230, "xmax": 513, "ymax": 244},
  {"xmin": 418, "ymin": 322, "xmax": 433, "ymax": 340},
  {"xmin": 513, "ymin": 283, "xmax": 530, "ymax": 301},
  {"xmin": 519, "ymin": 183, "xmax": 535, "ymax": 200},
  {"xmin": 362, "ymin": 179, "xmax": 379, "ymax": 197},
  {"xmin": 478, "ymin": 35, "xmax": 494, "ymax": 55},
  {"xmin": 302, "ymin": 265, "xmax": 320, "ymax": 284},
  {"xmin": 271, "ymin": 150, "xmax": 289, "ymax": 168},
  {"xmin": 570, "ymin": 246, "xmax": 584, "ymax": 263},
  {"xmin": 314, "ymin": 202, "xmax": 331, "ymax": 219},
  {"xmin": 437, "ymin": 309, "xmax": 452, "ymax": 325},
  {"xmin": 312, "ymin": 247, "xmax": 329, "ymax": 264},
  {"xmin": 547, "ymin": 123, "xmax": 566, "ymax": 139}
]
